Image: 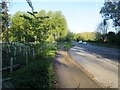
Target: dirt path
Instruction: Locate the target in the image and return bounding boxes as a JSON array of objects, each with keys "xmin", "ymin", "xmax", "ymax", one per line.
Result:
[{"xmin": 54, "ymin": 50, "xmax": 101, "ymax": 88}]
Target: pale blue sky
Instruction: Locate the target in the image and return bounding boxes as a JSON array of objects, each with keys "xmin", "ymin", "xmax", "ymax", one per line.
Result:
[{"xmin": 8, "ymin": 1, "xmax": 104, "ymax": 33}]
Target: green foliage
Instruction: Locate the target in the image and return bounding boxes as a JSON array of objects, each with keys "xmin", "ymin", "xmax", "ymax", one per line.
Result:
[
  {"xmin": 63, "ymin": 42, "xmax": 74, "ymax": 51},
  {"xmin": 106, "ymin": 31, "xmax": 115, "ymax": 43},
  {"xmin": 74, "ymin": 32, "xmax": 101, "ymax": 41},
  {"xmin": 10, "ymin": 50, "xmax": 56, "ymax": 88},
  {"xmin": 100, "ymin": 1, "xmax": 120, "ymax": 27},
  {"xmin": 65, "ymin": 31, "xmax": 74, "ymax": 41},
  {"xmin": 89, "ymin": 31, "xmax": 120, "ymax": 48},
  {"xmin": 46, "ymin": 35, "xmax": 54, "ymax": 43},
  {"xmin": 9, "ymin": 10, "xmax": 68, "ymax": 43},
  {"xmin": 1, "ymin": 1, "xmax": 12, "ymax": 42},
  {"xmin": 116, "ymin": 31, "xmax": 120, "ymax": 46}
]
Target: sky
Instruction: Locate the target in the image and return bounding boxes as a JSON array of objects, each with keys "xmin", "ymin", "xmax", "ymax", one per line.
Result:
[{"xmin": 8, "ymin": 0, "xmax": 105, "ymax": 33}]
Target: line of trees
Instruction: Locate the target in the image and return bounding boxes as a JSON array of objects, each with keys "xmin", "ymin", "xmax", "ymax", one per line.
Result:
[
  {"xmin": 1, "ymin": 10, "xmax": 71, "ymax": 43},
  {"xmin": 73, "ymin": 32, "xmax": 101, "ymax": 42},
  {"xmin": 68, "ymin": 0, "xmax": 120, "ymax": 46}
]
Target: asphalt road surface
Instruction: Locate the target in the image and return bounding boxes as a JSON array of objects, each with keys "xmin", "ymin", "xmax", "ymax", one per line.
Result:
[
  {"xmin": 54, "ymin": 51, "xmax": 100, "ymax": 88},
  {"xmin": 69, "ymin": 41, "xmax": 119, "ymax": 88}
]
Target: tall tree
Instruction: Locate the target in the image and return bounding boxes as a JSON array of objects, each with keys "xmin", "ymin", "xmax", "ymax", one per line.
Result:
[
  {"xmin": 107, "ymin": 31, "xmax": 115, "ymax": 43},
  {"xmin": 96, "ymin": 20, "xmax": 108, "ymax": 34},
  {"xmin": 1, "ymin": 1, "xmax": 9, "ymax": 42},
  {"xmin": 100, "ymin": 1, "xmax": 120, "ymax": 31},
  {"xmin": 9, "ymin": 10, "xmax": 69, "ymax": 43},
  {"xmin": 10, "ymin": 12, "xmax": 31, "ymax": 42}
]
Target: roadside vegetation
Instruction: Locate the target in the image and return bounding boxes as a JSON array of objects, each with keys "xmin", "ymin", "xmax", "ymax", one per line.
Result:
[
  {"xmin": 62, "ymin": 42, "xmax": 74, "ymax": 51},
  {"xmin": 73, "ymin": 31, "xmax": 120, "ymax": 49},
  {"xmin": 10, "ymin": 49, "xmax": 57, "ymax": 88},
  {"xmin": 73, "ymin": 1, "xmax": 120, "ymax": 49},
  {"xmin": 1, "ymin": 0, "xmax": 120, "ymax": 89},
  {"xmin": 1, "ymin": 1, "xmax": 74, "ymax": 88}
]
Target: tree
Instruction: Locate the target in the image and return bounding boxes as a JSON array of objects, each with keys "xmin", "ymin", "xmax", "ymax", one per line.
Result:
[
  {"xmin": 1, "ymin": 1, "xmax": 9, "ymax": 42},
  {"xmin": 9, "ymin": 12, "xmax": 30, "ymax": 42},
  {"xmin": 106, "ymin": 31, "xmax": 115, "ymax": 43},
  {"xmin": 65, "ymin": 31, "xmax": 74, "ymax": 41},
  {"xmin": 116, "ymin": 31, "xmax": 120, "ymax": 46},
  {"xmin": 100, "ymin": 1, "xmax": 120, "ymax": 31},
  {"xmin": 96, "ymin": 20, "xmax": 108, "ymax": 34},
  {"xmin": 73, "ymin": 32, "xmax": 101, "ymax": 42},
  {"xmin": 44, "ymin": 11, "xmax": 68, "ymax": 42},
  {"xmin": 1, "ymin": 1, "xmax": 12, "ymax": 42},
  {"xmin": 96, "ymin": 20, "xmax": 109, "ymax": 43},
  {"xmin": 0, "ymin": 3, "xmax": 2, "ymax": 41},
  {"xmin": 9, "ymin": 10, "xmax": 69, "ymax": 43}
]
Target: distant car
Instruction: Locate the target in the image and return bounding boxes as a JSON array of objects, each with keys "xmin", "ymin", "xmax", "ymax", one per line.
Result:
[
  {"xmin": 79, "ymin": 40, "xmax": 83, "ymax": 44},
  {"xmin": 82, "ymin": 42, "xmax": 87, "ymax": 45}
]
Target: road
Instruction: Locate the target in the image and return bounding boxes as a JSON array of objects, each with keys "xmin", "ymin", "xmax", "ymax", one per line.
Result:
[
  {"xmin": 69, "ymin": 41, "xmax": 119, "ymax": 88},
  {"xmin": 54, "ymin": 51, "xmax": 100, "ymax": 88}
]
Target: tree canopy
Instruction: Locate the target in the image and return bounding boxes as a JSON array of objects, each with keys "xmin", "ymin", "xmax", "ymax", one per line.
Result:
[
  {"xmin": 100, "ymin": 1, "xmax": 120, "ymax": 28},
  {"xmin": 8, "ymin": 10, "xmax": 69, "ymax": 43}
]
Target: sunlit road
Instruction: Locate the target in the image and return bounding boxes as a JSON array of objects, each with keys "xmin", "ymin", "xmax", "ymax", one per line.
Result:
[
  {"xmin": 54, "ymin": 51, "xmax": 100, "ymax": 88},
  {"xmin": 69, "ymin": 41, "xmax": 119, "ymax": 88}
]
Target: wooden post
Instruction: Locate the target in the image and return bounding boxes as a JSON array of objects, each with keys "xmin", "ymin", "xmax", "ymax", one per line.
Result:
[
  {"xmin": 28, "ymin": 47, "xmax": 30, "ymax": 56},
  {"xmin": 14, "ymin": 46, "xmax": 16, "ymax": 60},
  {"xmin": 33, "ymin": 48, "xmax": 35, "ymax": 59},
  {"xmin": 2, "ymin": 43, "xmax": 4, "ymax": 50},
  {"xmin": 6, "ymin": 45, "xmax": 9, "ymax": 58},
  {"xmin": 29, "ymin": 47, "xmax": 30, "ymax": 56},
  {"xmin": 10, "ymin": 58, "xmax": 13, "ymax": 73},
  {"xmin": 8, "ymin": 44, "xmax": 11, "ymax": 53},
  {"xmin": 19, "ymin": 46, "xmax": 21, "ymax": 53},
  {"xmin": 26, "ymin": 52, "xmax": 28, "ymax": 64}
]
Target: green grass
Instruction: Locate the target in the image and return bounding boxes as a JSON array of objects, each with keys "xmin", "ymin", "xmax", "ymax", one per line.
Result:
[
  {"xmin": 63, "ymin": 42, "xmax": 74, "ymax": 51},
  {"xmin": 10, "ymin": 50, "xmax": 57, "ymax": 88},
  {"xmin": 57, "ymin": 41, "xmax": 74, "ymax": 51}
]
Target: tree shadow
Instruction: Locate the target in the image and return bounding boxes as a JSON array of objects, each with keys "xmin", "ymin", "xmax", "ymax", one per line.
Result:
[{"xmin": 71, "ymin": 44, "xmax": 119, "ymax": 62}]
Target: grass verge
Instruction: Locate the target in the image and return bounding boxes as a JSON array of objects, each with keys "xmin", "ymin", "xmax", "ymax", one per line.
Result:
[{"xmin": 64, "ymin": 42, "xmax": 75, "ymax": 51}]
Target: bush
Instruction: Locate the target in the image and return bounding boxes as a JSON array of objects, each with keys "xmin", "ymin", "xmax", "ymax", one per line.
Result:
[{"xmin": 10, "ymin": 54, "xmax": 56, "ymax": 88}]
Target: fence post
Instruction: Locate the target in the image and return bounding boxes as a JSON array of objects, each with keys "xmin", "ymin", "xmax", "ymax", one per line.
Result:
[
  {"xmin": 14, "ymin": 46, "xmax": 16, "ymax": 61},
  {"xmin": 26, "ymin": 52, "xmax": 28, "ymax": 64},
  {"xmin": 10, "ymin": 58, "xmax": 13, "ymax": 73},
  {"xmin": 6, "ymin": 45, "xmax": 9, "ymax": 58},
  {"xmin": 19, "ymin": 46, "xmax": 21, "ymax": 53},
  {"xmin": 29, "ymin": 47, "xmax": 31, "ymax": 56},
  {"xmin": 2, "ymin": 43, "xmax": 4, "ymax": 50},
  {"xmin": 33, "ymin": 48, "xmax": 35, "ymax": 59},
  {"xmin": 8, "ymin": 44, "xmax": 11, "ymax": 53}
]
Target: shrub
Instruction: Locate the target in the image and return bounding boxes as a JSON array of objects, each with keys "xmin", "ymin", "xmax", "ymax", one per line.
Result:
[{"xmin": 10, "ymin": 54, "xmax": 56, "ymax": 88}]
